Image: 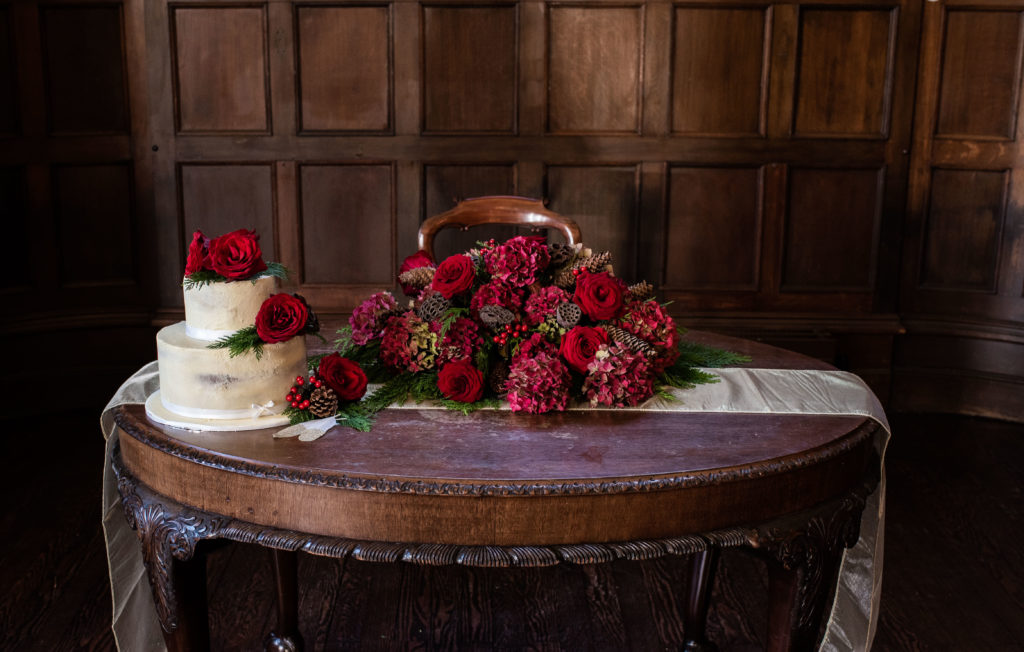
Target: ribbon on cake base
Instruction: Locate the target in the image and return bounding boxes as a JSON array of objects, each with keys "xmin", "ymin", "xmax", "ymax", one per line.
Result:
[{"xmin": 101, "ymin": 361, "xmax": 888, "ymax": 652}]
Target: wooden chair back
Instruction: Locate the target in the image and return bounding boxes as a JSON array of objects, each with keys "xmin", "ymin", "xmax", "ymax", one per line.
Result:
[{"xmin": 417, "ymin": 196, "xmax": 582, "ymax": 260}]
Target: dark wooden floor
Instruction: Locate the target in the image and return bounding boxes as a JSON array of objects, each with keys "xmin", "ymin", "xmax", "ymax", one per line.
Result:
[{"xmin": 1, "ymin": 411, "xmax": 1022, "ymax": 651}]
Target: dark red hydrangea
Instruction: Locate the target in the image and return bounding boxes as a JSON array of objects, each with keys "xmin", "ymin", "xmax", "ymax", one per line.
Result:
[
  {"xmin": 469, "ymin": 280, "xmax": 525, "ymax": 318},
  {"xmin": 485, "ymin": 236, "xmax": 550, "ymax": 288}
]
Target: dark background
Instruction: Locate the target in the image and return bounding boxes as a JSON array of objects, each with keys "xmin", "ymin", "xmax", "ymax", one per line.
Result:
[{"xmin": 1, "ymin": 0, "xmax": 1022, "ymax": 422}]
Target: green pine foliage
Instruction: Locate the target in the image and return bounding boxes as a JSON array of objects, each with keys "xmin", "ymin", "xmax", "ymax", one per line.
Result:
[
  {"xmin": 262, "ymin": 262, "xmax": 289, "ymax": 282},
  {"xmin": 207, "ymin": 326, "xmax": 264, "ymax": 359},
  {"xmin": 674, "ymin": 338, "xmax": 751, "ymax": 369},
  {"xmin": 182, "ymin": 269, "xmax": 224, "ymax": 290}
]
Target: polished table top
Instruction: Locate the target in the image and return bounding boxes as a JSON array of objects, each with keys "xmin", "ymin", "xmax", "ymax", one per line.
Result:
[{"xmin": 113, "ymin": 331, "xmax": 877, "ymax": 548}]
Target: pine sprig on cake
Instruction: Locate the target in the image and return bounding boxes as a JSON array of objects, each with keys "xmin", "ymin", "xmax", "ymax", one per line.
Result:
[{"xmin": 209, "ymin": 325, "xmax": 265, "ymax": 359}]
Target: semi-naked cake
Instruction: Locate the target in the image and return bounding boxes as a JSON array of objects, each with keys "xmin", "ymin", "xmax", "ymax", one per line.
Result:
[{"xmin": 156, "ymin": 276, "xmax": 307, "ymax": 420}]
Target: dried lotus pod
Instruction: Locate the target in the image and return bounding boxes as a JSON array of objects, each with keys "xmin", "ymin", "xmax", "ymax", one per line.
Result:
[
  {"xmin": 308, "ymin": 386, "xmax": 339, "ymax": 417},
  {"xmin": 628, "ymin": 281, "xmax": 655, "ymax": 301},
  {"xmin": 604, "ymin": 325, "xmax": 656, "ymax": 356},
  {"xmin": 417, "ymin": 292, "xmax": 450, "ymax": 323},
  {"xmin": 488, "ymin": 360, "xmax": 510, "ymax": 395},
  {"xmin": 479, "ymin": 304, "xmax": 515, "ymax": 329},
  {"xmin": 398, "ymin": 266, "xmax": 435, "ymax": 290},
  {"xmin": 547, "ymin": 242, "xmax": 575, "ymax": 266},
  {"xmin": 555, "ymin": 302, "xmax": 582, "ymax": 329}
]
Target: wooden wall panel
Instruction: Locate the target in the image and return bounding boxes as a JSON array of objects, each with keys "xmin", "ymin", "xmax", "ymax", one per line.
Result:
[
  {"xmin": 546, "ymin": 165, "xmax": 640, "ymax": 280},
  {"xmin": 179, "ymin": 164, "xmax": 276, "ymax": 272},
  {"xmin": 0, "ymin": 7, "xmax": 16, "ymax": 135},
  {"xmin": 297, "ymin": 5, "xmax": 390, "ymax": 133},
  {"xmin": 54, "ymin": 163, "xmax": 134, "ymax": 287},
  {"xmin": 936, "ymin": 11, "xmax": 1023, "ymax": 139},
  {"xmin": 300, "ymin": 164, "xmax": 394, "ymax": 285},
  {"xmin": 547, "ymin": 5, "xmax": 642, "ymax": 134},
  {"xmin": 783, "ymin": 168, "xmax": 881, "ymax": 290},
  {"xmin": 794, "ymin": 9, "xmax": 894, "ymax": 137},
  {"xmin": 172, "ymin": 6, "xmax": 268, "ymax": 133},
  {"xmin": 672, "ymin": 8, "xmax": 766, "ymax": 136},
  {"xmin": 920, "ymin": 169, "xmax": 1006, "ymax": 291},
  {"xmin": 423, "ymin": 5, "xmax": 516, "ymax": 134},
  {"xmin": 664, "ymin": 167, "xmax": 761, "ymax": 290},
  {"xmin": 423, "ymin": 164, "xmax": 516, "ymax": 259},
  {"xmin": 41, "ymin": 5, "xmax": 128, "ymax": 134},
  {"xmin": 0, "ymin": 166, "xmax": 28, "ymax": 289}
]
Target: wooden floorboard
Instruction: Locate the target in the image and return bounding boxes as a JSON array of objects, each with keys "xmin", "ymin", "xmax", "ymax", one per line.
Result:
[{"xmin": 1, "ymin": 410, "xmax": 1021, "ymax": 650}]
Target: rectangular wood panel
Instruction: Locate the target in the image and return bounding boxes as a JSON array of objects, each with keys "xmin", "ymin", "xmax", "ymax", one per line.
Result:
[
  {"xmin": 55, "ymin": 164, "xmax": 135, "ymax": 286},
  {"xmin": 794, "ymin": 9, "xmax": 894, "ymax": 138},
  {"xmin": 664, "ymin": 167, "xmax": 761, "ymax": 290},
  {"xmin": 936, "ymin": 10, "xmax": 1023, "ymax": 139},
  {"xmin": 0, "ymin": 166, "xmax": 28, "ymax": 288},
  {"xmin": 179, "ymin": 164, "xmax": 276, "ymax": 272},
  {"xmin": 0, "ymin": 7, "xmax": 16, "ymax": 135},
  {"xmin": 546, "ymin": 165, "xmax": 639, "ymax": 280},
  {"xmin": 172, "ymin": 6, "xmax": 269, "ymax": 133},
  {"xmin": 424, "ymin": 164, "xmax": 516, "ymax": 260},
  {"xmin": 423, "ymin": 5, "xmax": 516, "ymax": 133},
  {"xmin": 783, "ymin": 168, "xmax": 881, "ymax": 290},
  {"xmin": 920, "ymin": 169, "xmax": 1006, "ymax": 291},
  {"xmin": 548, "ymin": 5, "xmax": 642, "ymax": 134},
  {"xmin": 300, "ymin": 164, "xmax": 394, "ymax": 285},
  {"xmin": 672, "ymin": 8, "xmax": 766, "ymax": 136},
  {"xmin": 41, "ymin": 5, "xmax": 128, "ymax": 134},
  {"xmin": 297, "ymin": 5, "xmax": 391, "ymax": 133}
]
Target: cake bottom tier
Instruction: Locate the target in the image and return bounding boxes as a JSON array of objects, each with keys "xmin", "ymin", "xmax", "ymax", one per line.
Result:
[{"xmin": 156, "ymin": 322, "xmax": 307, "ymax": 419}]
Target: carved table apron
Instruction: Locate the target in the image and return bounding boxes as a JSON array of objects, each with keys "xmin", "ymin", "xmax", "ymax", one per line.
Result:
[{"xmin": 105, "ymin": 333, "xmax": 887, "ymax": 651}]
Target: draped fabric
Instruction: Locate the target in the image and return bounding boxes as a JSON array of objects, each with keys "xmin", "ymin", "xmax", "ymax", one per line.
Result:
[{"xmin": 101, "ymin": 362, "xmax": 889, "ymax": 651}]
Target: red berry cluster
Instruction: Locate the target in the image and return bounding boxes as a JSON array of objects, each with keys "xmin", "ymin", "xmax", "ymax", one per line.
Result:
[
  {"xmin": 286, "ymin": 374, "xmax": 323, "ymax": 411},
  {"xmin": 491, "ymin": 321, "xmax": 529, "ymax": 346}
]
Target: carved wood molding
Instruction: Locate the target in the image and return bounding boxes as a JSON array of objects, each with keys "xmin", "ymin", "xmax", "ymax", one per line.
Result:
[{"xmin": 115, "ymin": 406, "xmax": 879, "ymax": 497}]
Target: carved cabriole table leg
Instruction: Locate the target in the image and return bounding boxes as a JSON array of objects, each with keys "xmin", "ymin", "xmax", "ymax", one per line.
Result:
[
  {"xmin": 682, "ymin": 547, "xmax": 720, "ymax": 652},
  {"xmin": 265, "ymin": 549, "xmax": 304, "ymax": 652},
  {"xmin": 113, "ymin": 443, "xmax": 225, "ymax": 652},
  {"xmin": 750, "ymin": 491, "xmax": 868, "ymax": 652}
]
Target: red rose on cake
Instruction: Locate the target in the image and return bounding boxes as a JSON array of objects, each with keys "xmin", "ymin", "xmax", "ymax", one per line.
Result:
[
  {"xmin": 573, "ymin": 270, "xmax": 626, "ymax": 321},
  {"xmin": 559, "ymin": 325, "xmax": 610, "ymax": 374},
  {"xmin": 437, "ymin": 360, "xmax": 485, "ymax": 403},
  {"xmin": 255, "ymin": 294, "xmax": 309, "ymax": 343},
  {"xmin": 207, "ymin": 229, "xmax": 268, "ymax": 280},
  {"xmin": 431, "ymin": 254, "xmax": 477, "ymax": 299},
  {"xmin": 184, "ymin": 230, "xmax": 209, "ymax": 275},
  {"xmin": 318, "ymin": 353, "xmax": 368, "ymax": 401}
]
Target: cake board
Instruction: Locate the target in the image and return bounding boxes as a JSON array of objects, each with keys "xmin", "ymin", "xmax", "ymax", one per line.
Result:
[{"xmin": 145, "ymin": 390, "xmax": 290, "ymax": 432}]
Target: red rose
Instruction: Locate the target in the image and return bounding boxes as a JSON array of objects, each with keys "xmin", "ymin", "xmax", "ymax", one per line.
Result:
[
  {"xmin": 431, "ymin": 254, "xmax": 476, "ymax": 299},
  {"xmin": 318, "ymin": 353, "xmax": 368, "ymax": 401},
  {"xmin": 437, "ymin": 360, "xmax": 485, "ymax": 403},
  {"xmin": 559, "ymin": 326, "xmax": 610, "ymax": 374},
  {"xmin": 184, "ymin": 230, "xmax": 209, "ymax": 276},
  {"xmin": 399, "ymin": 250, "xmax": 435, "ymax": 296},
  {"xmin": 207, "ymin": 229, "xmax": 268, "ymax": 280},
  {"xmin": 573, "ymin": 271, "xmax": 626, "ymax": 321},
  {"xmin": 255, "ymin": 294, "xmax": 308, "ymax": 343}
]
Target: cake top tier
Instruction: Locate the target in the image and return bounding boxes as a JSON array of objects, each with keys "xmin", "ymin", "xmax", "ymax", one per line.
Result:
[{"xmin": 184, "ymin": 275, "xmax": 276, "ymax": 341}]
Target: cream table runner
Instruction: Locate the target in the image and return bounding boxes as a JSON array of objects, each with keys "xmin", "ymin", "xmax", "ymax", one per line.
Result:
[{"xmin": 101, "ymin": 361, "xmax": 889, "ymax": 651}]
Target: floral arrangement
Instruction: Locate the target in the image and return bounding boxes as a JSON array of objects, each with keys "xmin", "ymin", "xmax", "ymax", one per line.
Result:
[
  {"xmin": 183, "ymin": 228, "xmax": 287, "ymax": 288},
  {"xmin": 288, "ymin": 236, "xmax": 749, "ymax": 431}
]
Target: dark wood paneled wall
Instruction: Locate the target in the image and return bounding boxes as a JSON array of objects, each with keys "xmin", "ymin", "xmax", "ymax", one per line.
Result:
[{"xmin": 2, "ymin": 0, "xmax": 1023, "ymax": 420}]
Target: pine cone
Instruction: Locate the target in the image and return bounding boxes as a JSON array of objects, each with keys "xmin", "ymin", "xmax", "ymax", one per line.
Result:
[
  {"xmin": 488, "ymin": 360, "xmax": 509, "ymax": 395},
  {"xmin": 309, "ymin": 386, "xmax": 339, "ymax": 418},
  {"xmin": 479, "ymin": 304, "xmax": 514, "ymax": 329},
  {"xmin": 628, "ymin": 281, "xmax": 654, "ymax": 301},
  {"xmin": 398, "ymin": 266, "xmax": 435, "ymax": 291},
  {"xmin": 417, "ymin": 292, "xmax": 450, "ymax": 323},
  {"xmin": 604, "ymin": 325, "xmax": 656, "ymax": 356},
  {"xmin": 547, "ymin": 243, "xmax": 575, "ymax": 267},
  {"xmin": 555, "ymin": 302, "xmax": 581, "ymax": 329},
  {"xmin": 578, "ymin": 251, "xmax": 613, "ymax": 273},
  {"xmin": 553, "ymin": 266, "xmax": 577, "ymax": 289}
]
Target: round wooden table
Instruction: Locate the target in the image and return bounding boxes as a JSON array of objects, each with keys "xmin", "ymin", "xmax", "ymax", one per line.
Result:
[{"xmin": 110, "ymin": 332, "xmax": 880, "ymax": 651}]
